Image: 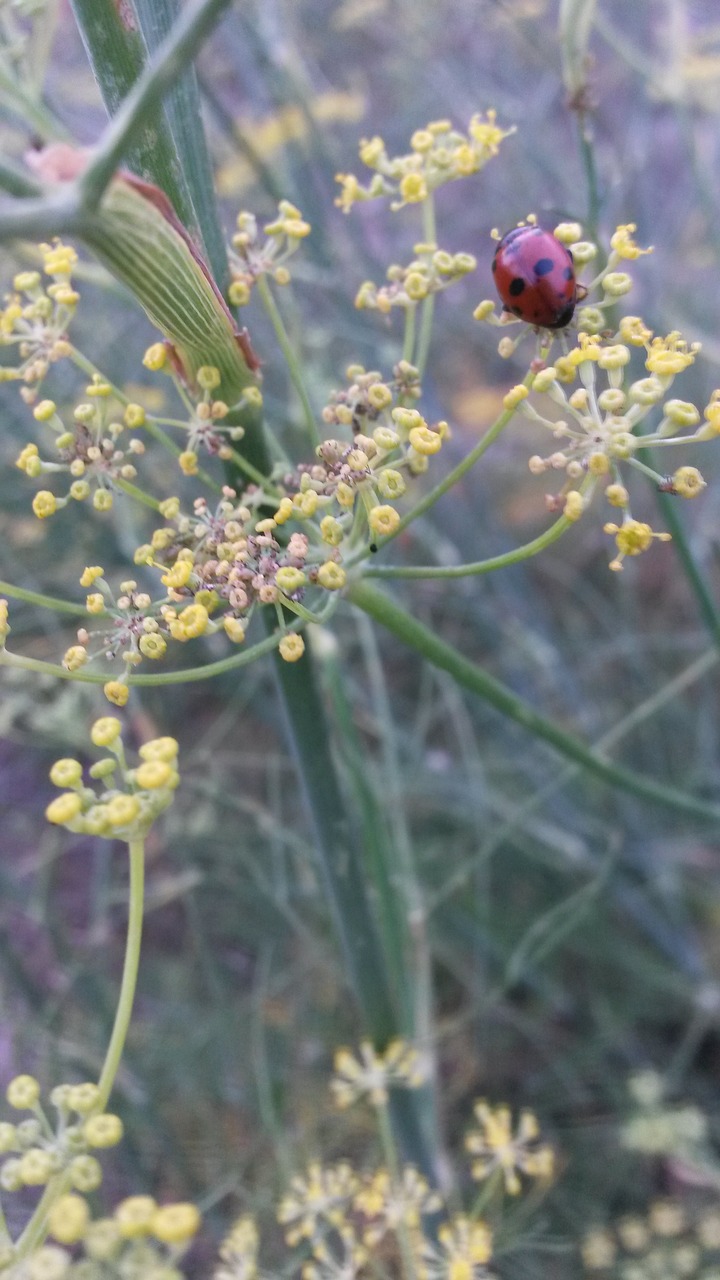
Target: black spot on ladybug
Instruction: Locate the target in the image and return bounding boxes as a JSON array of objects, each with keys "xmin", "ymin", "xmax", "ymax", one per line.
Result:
[
  {"xmin": 550, "ymin": 302, "xmax": 576, "ymax": 329},
  {"xmin": 533, "ymin": 258, "xmax": 554, "ymax": 277},
  {"xmin": 563, "ymin": 267, "xmax": 574, "ymax": 280},
  {"xmin": 508, "ymin": 277, "xmax": 525, "ymax": 297}
]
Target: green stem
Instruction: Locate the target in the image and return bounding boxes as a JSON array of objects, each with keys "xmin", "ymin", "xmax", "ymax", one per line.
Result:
[
  {"xmin": 376, "ymin": 1102, "xmax": 419, "ymax": 1280},
  {"xmin": 96, "ymin": 837, "xmax": 145, "ymax": 1110},
  {"xmin": 577, "ymin": 111, "xmax": 600, "ymax": 244},
  {"xmin": 79, "ymin": 0, "xmax": 233, "ymax": 210},
  {"xmin": 415, "ymin": 195, "xmax": 436, "ymax": 376},
  {"xmin": 115, "ymin": 478, "xmax": 161, "ymax": 510},
  {"xmin": 69, "ymin": 0, "xmax": 193, "ymax": 232},
  {"xmin": 267, "ymin": 622, "xmax": 437, "ymax": 1181},
  {"xmin": 0, "ymin": 620, "xmax": 302, "ymax": 686},
  {"xmin": 402, "ymin": 305, "xmax": 417, "ymax": 365},
  {"xmin": 430, "ymin": 647, "xmax": 720, "ymax": 912},
  {"xmin": 0, "ymin": 189, "xmax": 81, "ymax": 243},
  {"xmin": 347, "ymin": 579, "xmax": 720, "ymax": 823},
  {"xmin": 362, "ymin": 511, "xmax": 572, "ymax": 579},
  {"xmin": 0, "ymin": 580, "xmax": 87, "ymax": 615},
  {"xmin": 0, "ymin": 155, "xmax": 42, "ymax": 198},
  {"xmin": 225, "ymin": 446, "xmax": 284, "ymax": 497},
  {"xmin": 0, "ymin": 56, "xmax": 70, "ymax": 142},
  {"xmin": 255, "ymin": 273, "xmax": 321, "ymax": 447},
  {"xmin": 13, "ymin": 1171, "xmax": 72, "ymax": 1260},
  {"xmin": 356, "ymin": 612, "xmax": 431, "ymax": 1040},
  {"xmin": 134, "ymin": 0, "xmax": 229, "ymax": 287}
]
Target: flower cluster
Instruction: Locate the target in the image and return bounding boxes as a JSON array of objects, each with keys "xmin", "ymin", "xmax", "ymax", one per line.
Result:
[
  {"xmin": 1, "ymin": 1193, "xmax": 201, "ymax": 1278},
  {"xmin": 520, "ymin": 326, "xmax": 712, "ymax": 568},
  {"xmin": 42, "ymin": 358, "xmax": 453, "ymax": 697},
  {"xmin": 0, "ymin": 1074, "xmax": 122, "ymax": 1209},
  {"xmin": 465, "ymin": 1100, "xmax": 555, "ymax": 1195},
  {"xmin": 227, "ymin": 199, "xmax": 311, "ymax": 306},
  {"xmin": 621, "ymin": 1071, "xmax": 708, "ymax": 1162},
  {"xmin": 0, "ymin": 243, "xmax": 77, "ymax": 396},
  {"xmin": 15, "ymin": 379, "xmax": 146, "ymax": 518},
  {"xmin": 355, "ymin": 241, "xmax": 477, "ymax": 313},
  {"xmin": 254, "ymin": 1045, "xmax": 554, "ymax": 1280},
  {"xmin": 335, "ymin": 113, "xmax": 514, "ymax": 212},
  {"xmin": 471, "ymin": 219, "xmax": 717, "ymax": 567},
  {"xmin": 44, "ymin": 717, "xmax": 178, "ymax": 835},
  {"xmin": 139, "ymin": 355, "xmax": 262, "ymax": 475},
  {"xmin": 309, "ymin": 361, "xmax": 448, "ymax": 516},
  {"xmin": 582, "ymin": 1199, "xmax": 720, "ymax": 1278},
  {"xmin": 330, "ymin": 1039, "xmax": 425, "ymax": 1108}
]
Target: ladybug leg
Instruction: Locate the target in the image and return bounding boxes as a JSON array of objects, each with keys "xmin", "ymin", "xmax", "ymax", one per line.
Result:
[{"xmin": 576, "ymin": 283, "xmax": 589, "ymax": 302}]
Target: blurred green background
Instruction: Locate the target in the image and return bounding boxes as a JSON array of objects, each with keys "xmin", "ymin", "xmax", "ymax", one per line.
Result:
[{"xmin": 2, "ymin": 1, "xmax": 720, "ymax": 1274}]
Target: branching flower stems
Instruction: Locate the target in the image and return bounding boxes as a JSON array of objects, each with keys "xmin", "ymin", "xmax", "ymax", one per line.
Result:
[{"xmin": 1, "ymin": 3, "xmax": 720, "ymax": 1271}]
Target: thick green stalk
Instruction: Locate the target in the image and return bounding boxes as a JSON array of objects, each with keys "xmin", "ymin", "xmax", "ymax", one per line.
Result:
[
  {"xmin": 69, "ymin": 0, "xmax": 196, "ymax": 228},
  {"xmin": 80, "ymin": 178, "xmax": 257, "ymax": 401},
  {"xmin": 267, "ymin": 627, "xmax": 437, "ymax": 1180},
  {"xmin": 133, "ymin": 0, "xmax": 230, "ymax": 286},
  {"xmin": 319, "ymin": 638, "xmax": 413, "ymax": 1022},
  {"xmin": 79, "ymin": 0, "xmax": 232, "ymax": 212},
  {"xmin": 348, "ymin": 579, "xmax": 720, "ymax": 823}
]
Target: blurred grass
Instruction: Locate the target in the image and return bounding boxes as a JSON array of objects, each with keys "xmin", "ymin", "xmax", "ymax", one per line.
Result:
[{"xmin": 2, "ymin": 0, "xmax": 720, "ymax": 1274}]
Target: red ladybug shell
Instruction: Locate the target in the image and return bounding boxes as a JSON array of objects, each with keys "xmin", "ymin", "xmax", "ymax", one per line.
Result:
[{"xmin": 492, "ymin": 226, "xmax": 577, "ymax": 329}]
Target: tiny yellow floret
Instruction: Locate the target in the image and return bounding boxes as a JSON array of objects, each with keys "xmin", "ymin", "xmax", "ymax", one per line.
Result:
[
  {"xmin": 503, "ymin": 385, "xmax": 529, "ymax": 411},
  {"xmin": 46, "ymin": 792, "xmax": 83, "ymax": 825},
  {"xmin": 6, "ymin": 1074, "xmax": 41, "ymax": 1109},
  {"xmin": 91, "ymin": 717, "xmax": 122, "ymax": 747},
  {"xmin": 610, "ymin": 224, "xmax": 653, "ymax": 259},
  {"xmin": 50, "ymin": 759, "xmax": 83, "ymax": 788},
  {"xmin": 33, "ymin": 399, "xmax": 57, "ymax": 421},
  {"xmin": 32, "ymin": 490, "xmax": 57, "ymax": 519},
  {"xmin": 317, "ymin": 562, "xmax": 347, "ymax": 591},
  {"xmin": 115, "ymin": 1196, "xmax": 158, "ymax": 1239},
  {"xmin": 135, "ymin": 760, "xmax": 173, "ymax": 790},
  {"xmin": 278, "ymin": 634, "xmax": 305, "ymax": 663},
  {"xmin": 142, "ymin": 343, "xmax": 167, "ymax": 372},
  {"xmin": 63, "ymin": 645, "xmax": 88, "ymax": 672},
  {"xmin": 104, "ymin": 681, "xmax": 129, "ymax": 708},
  {"xmin": 84, "ymin": 1114, "xmax": 124, "ymax": 1148},
  {"xmin": 48, "ymin": 1193, "xmax": 90, "ymax": 1245},
  {"xmin": 136, "ymin": 742, "xmax": 177, "ymax": 770},
  {"xmin": 106, "ymin": 794, "xmax": 140, "ymax": 827},
  {"xmin": 563, "ymin": 490, "xmax": 584, "ymax": 521},
  {"xmin": 223, "ymin": 617, "xmax": 246, "ymax": 644},
  {"xmin": 161, "ymin": 558, "xmax": 193, "ymax": 590},
  {"xmin": 124, "ymin": 403, "xmax": 146, "ymax": 429},
  {"xmin": 672, "ymin": 466, "xmax": 706, "ymax": 498},
  {"xmin": 399, "ymin": 172, "xmax": 428, "ymax": 204},
  {"xmin": 151, "ymin": 1203, "xmax": 201, "ymax": 1245},
  {"xmin": 178, "ymin": 450, "xmax": 199, "ymax": 476},
  {"xmin": 368, "ymin": 505, "xmax": 400, "ymax": 538}
]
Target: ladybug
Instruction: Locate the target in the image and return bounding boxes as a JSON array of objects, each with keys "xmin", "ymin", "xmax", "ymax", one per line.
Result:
[{"xmin": 492, "ymin": 225, "xmax": 577, "ymax": 329}]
